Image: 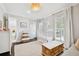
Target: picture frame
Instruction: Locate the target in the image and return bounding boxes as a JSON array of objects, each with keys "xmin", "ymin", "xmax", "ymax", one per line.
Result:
[{"xmin": 20, "ymin": 22, "xmax": 27, "ymax": 28}]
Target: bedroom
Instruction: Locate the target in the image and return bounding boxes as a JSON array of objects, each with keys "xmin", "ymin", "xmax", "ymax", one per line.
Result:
[{"xmin": 0, "ymin": 3, "xmax": 79, "ymax": 56}]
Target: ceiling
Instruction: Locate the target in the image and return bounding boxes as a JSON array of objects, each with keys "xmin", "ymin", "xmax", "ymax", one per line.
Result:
[{"xmin": 2, "ymin": 3, "xmax": 77, "ymax": 20}]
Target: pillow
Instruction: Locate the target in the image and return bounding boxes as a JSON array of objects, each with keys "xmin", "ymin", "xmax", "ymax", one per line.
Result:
[{"xmin": 75, "ymin": 39, "xmax": 79, "ymax": 49}]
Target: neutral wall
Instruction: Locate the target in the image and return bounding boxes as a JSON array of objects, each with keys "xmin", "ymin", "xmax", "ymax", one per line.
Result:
[{"xmin": 72, "ymin": 4, "xmax": 79, "ymax": 42}]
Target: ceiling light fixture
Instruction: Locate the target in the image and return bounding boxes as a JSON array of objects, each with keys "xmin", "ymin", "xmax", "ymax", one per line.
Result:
[
  {"xmin": 27, "ymin": 3, "xmax": 41, "ymax": 14},
  {"xmin": 31, "ymin": 3, "xmax": 41, "ymax": 11}
]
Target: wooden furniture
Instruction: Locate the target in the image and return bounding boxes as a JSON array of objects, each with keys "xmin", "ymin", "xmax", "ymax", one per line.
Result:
[
  {"xmin": 21, "ymin": 33, "xmax": 29, "ymax": 38},
  {"xmin": 20, "ymin": 33, "xmax": 30, "ymax": 41},
  {"xmin": 42, "ymin": 41, "xmax": 64, "ymax": 56}
]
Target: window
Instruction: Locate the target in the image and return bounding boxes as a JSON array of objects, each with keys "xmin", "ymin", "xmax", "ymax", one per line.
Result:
[
  {"xmin": 37, "ymin": 11, "xmax": 65, "ymax": 42},
  {"xmin": 55, "ymin": 12, "xmax": 65, "ymax": 42}
]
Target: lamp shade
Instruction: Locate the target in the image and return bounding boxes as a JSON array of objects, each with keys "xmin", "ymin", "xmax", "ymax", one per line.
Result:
[{"xmin": 75, "ymin": 39, "xmax": 79, "ymax": 49}]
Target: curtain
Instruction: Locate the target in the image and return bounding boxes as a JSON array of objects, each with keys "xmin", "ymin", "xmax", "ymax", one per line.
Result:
[
  {"xmin": 46, "ymin": 16, "xmax": 54, "ymax": 42},
  {"xmin": 64, "ymin": 7, "xmax": 74, "ymax": 49}
]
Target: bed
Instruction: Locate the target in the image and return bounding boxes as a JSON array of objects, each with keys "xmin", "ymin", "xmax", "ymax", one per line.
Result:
[
  {"xmin": 14, "ymin": 41, "xmax": 42, "ymax": 56},
  {"xmin": 11, "ymin": 32, "xmax": 37, "ymax": 56}
]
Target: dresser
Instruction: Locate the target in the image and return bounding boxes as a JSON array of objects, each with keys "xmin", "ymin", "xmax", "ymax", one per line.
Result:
[{"xmin": 42, "ymin": 41, "xmax": 64, "ymax": 56}]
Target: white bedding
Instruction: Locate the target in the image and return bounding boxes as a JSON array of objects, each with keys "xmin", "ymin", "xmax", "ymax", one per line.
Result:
[
  {"xmin": 62, "ymin": 44, "xmax": 79, "ymax": 56},
  {"xmin": 14, "ymin": 41, "xmax": 42, "ymax": 56}
]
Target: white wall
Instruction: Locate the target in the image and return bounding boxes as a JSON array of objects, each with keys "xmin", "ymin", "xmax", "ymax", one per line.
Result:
[{"xmin": 72, "ymin": 4, "xmax": 79, "ymax": 42}]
